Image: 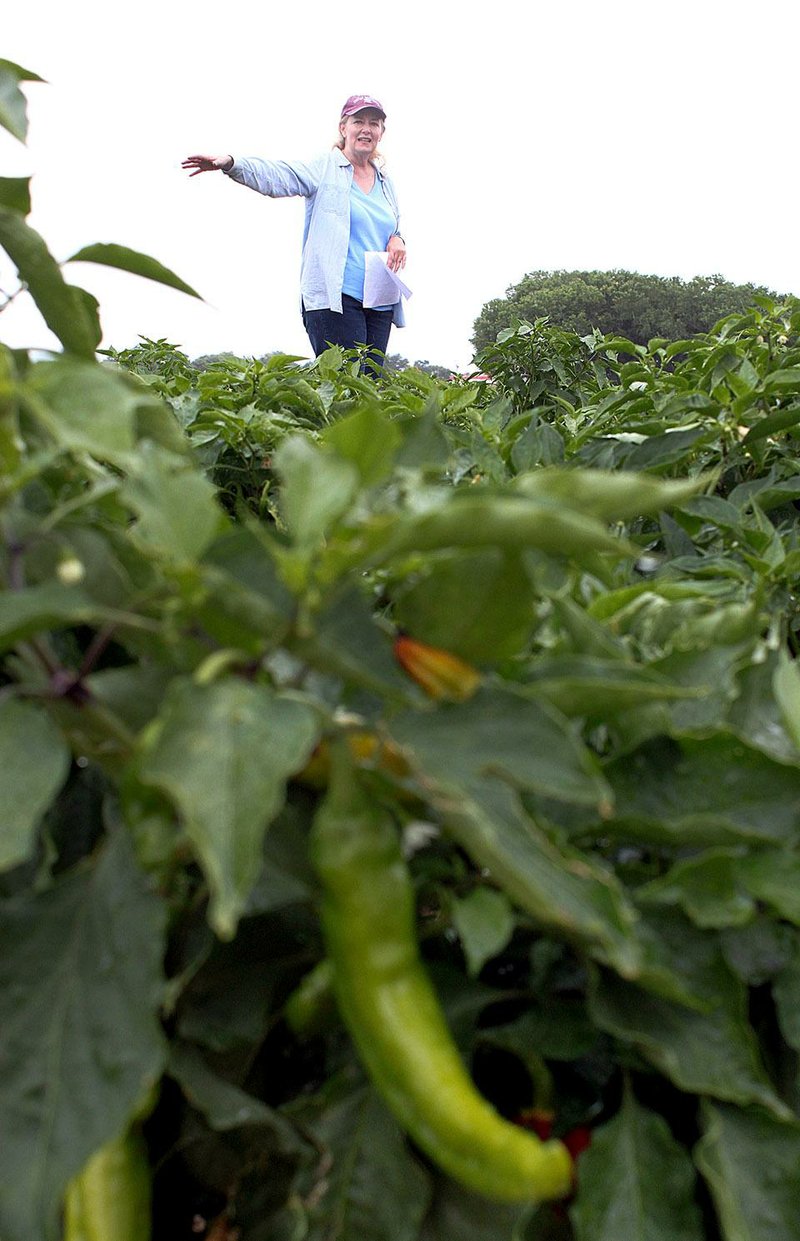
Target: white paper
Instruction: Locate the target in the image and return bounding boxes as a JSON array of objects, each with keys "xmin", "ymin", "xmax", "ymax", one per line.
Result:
[{"xmin": 363, "ymin": 251, "xmax": 412, "ymax": 308}]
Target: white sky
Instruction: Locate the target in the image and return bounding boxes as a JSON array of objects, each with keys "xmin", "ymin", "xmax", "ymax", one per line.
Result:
[{"xmin": 2, "ymin": 1, "xmax": 798, "ymax": 371}]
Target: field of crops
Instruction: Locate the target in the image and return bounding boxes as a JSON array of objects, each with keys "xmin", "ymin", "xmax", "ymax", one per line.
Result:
[{"xmin": 3, "ymin": 55, "xmax": 800, "ymax": 1241}]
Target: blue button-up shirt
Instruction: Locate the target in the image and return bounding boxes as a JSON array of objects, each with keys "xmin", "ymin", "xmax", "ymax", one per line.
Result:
[{"xmin": 225, "ymin": 149, "xmax": 405, "ymax": 326}]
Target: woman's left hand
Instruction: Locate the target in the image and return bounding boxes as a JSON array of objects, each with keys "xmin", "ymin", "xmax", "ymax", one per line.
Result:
[{"xmin": 387, "ymin": 235, "xmax": 406, "ymax": 272}]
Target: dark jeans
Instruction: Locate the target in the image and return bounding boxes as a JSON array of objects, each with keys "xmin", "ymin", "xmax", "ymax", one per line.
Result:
[{"xmin": 302, "ymin": 294, "xmax": 394, "ymax": 373}]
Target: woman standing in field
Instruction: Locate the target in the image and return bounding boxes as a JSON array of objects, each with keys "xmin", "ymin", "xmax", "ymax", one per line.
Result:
[{"xmin": 182, "ymin": 94, "xmax": 406, "ymax": 371}]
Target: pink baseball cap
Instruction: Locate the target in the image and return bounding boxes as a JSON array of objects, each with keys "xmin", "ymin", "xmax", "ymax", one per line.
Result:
[{"xmin": 341, "ymin": 94, "xmax": 386, "ymax": 119}]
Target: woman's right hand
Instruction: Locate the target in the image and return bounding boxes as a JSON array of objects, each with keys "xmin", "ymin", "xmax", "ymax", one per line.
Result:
[{"xmin": 181, "ymin": 154, "xmax": 234, "ymax": 176}]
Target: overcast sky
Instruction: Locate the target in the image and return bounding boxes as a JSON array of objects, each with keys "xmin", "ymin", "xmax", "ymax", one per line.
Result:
[{"xmin": 2, "ymin": 1, "xmax": 798, "ymax": 371}]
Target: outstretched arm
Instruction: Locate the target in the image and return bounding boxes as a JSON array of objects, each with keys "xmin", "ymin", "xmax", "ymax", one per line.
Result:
[{"xmin": 181, "ymin": 154, "xmax": 234, "ymax": 176}]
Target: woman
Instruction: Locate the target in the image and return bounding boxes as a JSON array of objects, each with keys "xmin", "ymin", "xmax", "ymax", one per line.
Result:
[{"xmin": 182, "ymin": 95, "xmax": 406, "ymax": 370}]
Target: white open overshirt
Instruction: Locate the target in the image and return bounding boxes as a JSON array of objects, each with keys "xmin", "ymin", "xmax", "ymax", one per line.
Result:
[{"xmin": 225, "ymin": 149, "xmax": 405, "ymax": 326}]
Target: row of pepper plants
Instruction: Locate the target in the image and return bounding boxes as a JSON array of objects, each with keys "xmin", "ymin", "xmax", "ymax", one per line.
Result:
[{"xmin": 3, "ymin": 57, "xmax": 800, "ymax": 1241}]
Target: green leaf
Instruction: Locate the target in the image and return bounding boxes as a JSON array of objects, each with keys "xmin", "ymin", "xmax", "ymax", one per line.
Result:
[
  {"xmin": 0, "ymin": 176, "xmax": 31, "ymax": 214},
  {"xmin": 298, "ymin": 584, "xmax": 410, "ymax": 697},
  {"xmin": 274, "ymin": 434, "xmax": 359, "ymax": 548},
  {"xmin": 639, "ymin": 849, "xmax": 755, "ymax": 929},
  {"xmin": 523, "ymin": 654, "xmax": 698, "ymax": 718},
  {"xmin": 726, "ymin": 656, "xmax": 799, "ymax": 765},
  {"xmin": 511, "ymin": 421, "xmax": 565, "ymax": 471},
  {"xmin": 773, "ymin": 652, "xmax": 800, "ymax": 755},
  {"xmin": 65, "ymin": 242, "xmax": 201, "ymax": 298},
  {"xmin": 0, "ymin": 209, "xmax": 100, "ymax": 356},
  {"xmin": 0, "ymin": 59, "xmax": 44, "ymax": 143},
  {"xmin": 0, "ymin": 583, "xmax": 98, "ymax": 652},
  {"xmin": 409, "ymin": 788, "xmax": 640, "ymax": 978},
  {"xmin": 626, "ymin": 425, "xmax": 714, "ymax": 471},
  {"xmin": 0, "ymin": 699, "xmax": 70, "ymax": 871},
  {"xmin": 590, "ymin": 933, "xmax": 787, "ymax": 1116},
  {"xmin": 695, "ymin": 1102, "xmax": 800, "ymax": 1241},
  {"xmin": 25, "ymin": 356, "xmax": 141, "ymax": 457},
  {"xmin": 742, "ymin": 405, "xmax": 800, "ymax": 444},
  {"xmin": 773, "ymin": 951, "xmax": 800, "ymax": 1051},
  {"xmin": 120, "ymin": 443, "xmax": 226, "ymax": 561},
  {"xmin": 482, "ymin": 1000, "xmax": 599, "ymax": 1064},
  {"xmin": 420, "ymin": 1178, "xmax": 533, "ymax": 1241},
  {"xmin": 85, "ymin": 665, "xmax": 172, "ymax": 734},
  {"xmin": 0, "ymin": 832, "xmax": 167, "ymax": 1241},
  {"xmin": 390, "ymin": 685, "xmax": 610, "ymax": 809},
  {"xmin": 451, "ymin": 887, "xmax": 515, "ymax": 977},
  {"xmin": 570, "ymin": 1086, "xmax": 703, "ymax": 1241},
  {"xmin": 392, "ymin": 549, "xmax": 537, "ymax": 663},
  {"xmin": 720, "ymin": 920, "xmax": 795, "ymax": 987},
  {"xmin": 513, "ymin": 468, "xmax": 708, "ymax": 522},
  {"xmin": 388, "ymin": 690, "xmax": 643, "ymax": 976},
  {"xmin": 299, "ymin": 1086, "xmax": 432, "ymax": 1241},
  {"xmin": 394, "ymin": 400, "xmax": 451, "ymax": 468},
  {"xmin": 736, "ymin": 850, "xmax": 800, "ymax": 925},
  {"xmin": 138, "ymin": 679, "xmax": 319, "ymax": 939},
  {"xmin": 168, "ymin": 1042, "xmax": 302, "ymax": 1151},
  {"xmin": 323, "ymin": 404, "xmax": 403, "ymax": 486},
  {"xmin": 600, "ymin": 734, "xmax": 800, "ymax": 847},
  {"xmin": 375, "ymin": 491, "xmax": 635, "ymax": 565},
  {"xmin": 449, "ymin": 792, "xmax": 641, "ymax": 977},
  {"xmin": 763, "ymin": 367, "xmax": 800, "ymax": 391},
  {"xmin": 196, "ymin": 529, "xmax": 295, "ymax": 653}
]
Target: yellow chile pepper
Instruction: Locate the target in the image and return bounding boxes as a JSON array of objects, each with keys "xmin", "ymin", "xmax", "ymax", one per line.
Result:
[
  {"xmin": 310, "ymin": 748, "xmax": 573, "ymax": 1203},
  {"xmin": 63, "ymin": 1127, "xmax": 151, "ymax": 1241},
  {"xmin": 298, "ymin": 729, "xmax": 411, "ymax": 789},
  {"xmin": 393, "ymin": 635, "xmax": 482, "ymax": 702}
]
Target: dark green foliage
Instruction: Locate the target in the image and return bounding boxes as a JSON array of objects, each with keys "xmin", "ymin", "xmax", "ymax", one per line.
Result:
[{"xmin": 471, "ymin": 269, "xmax": 782, "ymax": 352}]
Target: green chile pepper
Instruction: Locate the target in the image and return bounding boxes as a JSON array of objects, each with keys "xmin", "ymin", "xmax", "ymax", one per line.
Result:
[
  {"xmin": 284, "ymin": 957, "xmax": 337, "ymax": 1037},
  {"xmin": 310, "ymin": 748, "xmax": 573, "ymax": 1203},
  {"xmin": 63, "ymin": 1128, "xmax": 151, "ymax": 1241}
]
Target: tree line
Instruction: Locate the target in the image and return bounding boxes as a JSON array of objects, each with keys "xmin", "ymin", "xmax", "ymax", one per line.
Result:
[{"xmin": 471, "ymin": 269, "xmax": 782, "ymax": 352}]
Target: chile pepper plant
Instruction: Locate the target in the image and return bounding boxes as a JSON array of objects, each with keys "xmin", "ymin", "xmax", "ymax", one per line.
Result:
[{"xmin": 3, "ymin": 58, "xmax": 800, "ymax": 1241}]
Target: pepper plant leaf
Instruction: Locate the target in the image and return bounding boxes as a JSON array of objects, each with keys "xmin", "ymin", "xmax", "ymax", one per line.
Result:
[
  {"xmin": 570, "ymin": 1085, "xmax": 704, "ymax": 1241},
  {"xmin": 0, "ymin": 698, "xmax": 71, "ymax": 871},
  {"xmin": 391, "ymin": 548, "xmax": 539, "ymax": 663},
  {"xmin": 419, "ymin": 1179, "xmax": 533, "ymax": 1241},
  {"xmin": 0, "ymin": 175, "xmax": 31, "ymax": 214},
  {"xmin": 0, "ymin": 831, "xmax": 167, "ymax": 1241},
  {"xmin": 695, "ymin": 1102, "xmax": 800, "ymax": 1241},
  {"xmin": 322, "ymin": 403, "xmax": 403, "ymax": 486},
  {"xmin": 120, "ymin": 442, "xmax": 227, "ymax": 561},
  {"xmin": 294, "ymin": 1085, "xmax": 432, "ymax": 1241},
  {"xmin": 25, "ymin": 356, "xmax": 142, "ymax": 458},
  {"xmin": 168, "ymin": 1041, "xmax": 304, "ymax": 1152},
  {"xmin": 589, "ymin": 953, "xmax": 788, "ymax": 1117},
  {"xmin": 598, "ymin": 733, "xmax": 800, "ymax": 847},
  {"xmin": 0, "ymin": 59, "xmax": 44, "ymax": 143},
  {"xmin": 773, "ymin": 950, "xmax": 800, "ymax": 1052},
  {"xmin": 0, "ymin": 583, "xmax": 98, "ymax": 652},
  {"xmin": 274, "ymin": 434, "xmax": 359, "ymax": 549},
  {"xmin": 137, "ymin": 679, "xmax": 320, "ymax": 939},
  {"xmin": 65, "ymin": 242, "xmax": 202, "ymax": 299},
  {"xmin": 0, "ymin": 209, "xmax": 100, "ymax": 356},
  {"xmin": 451, "ymin": 887, "xmax": 515, "ymax": 978},
  {"xmin": 512, "ymin": 467, "xmax": 709, "ymax": 520}
]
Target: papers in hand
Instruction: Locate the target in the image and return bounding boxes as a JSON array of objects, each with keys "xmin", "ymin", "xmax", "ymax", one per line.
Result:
[{"xmin": 363, "ymin": 251, "xmax": 412, "ymax": 308}]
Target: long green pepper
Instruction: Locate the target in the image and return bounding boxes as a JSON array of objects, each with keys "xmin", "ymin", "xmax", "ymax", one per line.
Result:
[{"xmin": 310, "ymin": 748, "xmax": 573, "ymax": 1203}]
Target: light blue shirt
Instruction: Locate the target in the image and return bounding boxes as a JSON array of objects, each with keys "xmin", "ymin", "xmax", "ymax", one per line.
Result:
[
  {"xmin": 225, "ymin": 149, "xmax": 405, "ymax": 326},
  {"xmin": 343, "ymin": 176, "xmax": 397, "ymax": 306}
]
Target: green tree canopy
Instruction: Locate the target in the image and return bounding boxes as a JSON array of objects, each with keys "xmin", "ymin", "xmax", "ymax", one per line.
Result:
[{"xmin": 471, "ymin": 269, "xmax": 782, "ymax": 352}]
